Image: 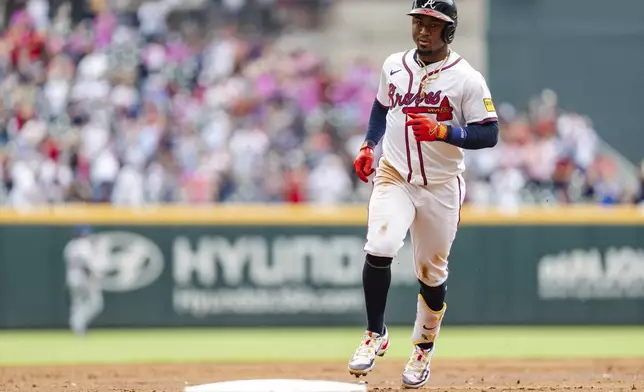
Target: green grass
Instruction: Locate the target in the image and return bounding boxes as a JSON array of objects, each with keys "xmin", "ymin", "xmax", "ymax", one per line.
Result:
[{"xmin": 0, "ymin": 326, "xmax": 643, "ymax": 366}]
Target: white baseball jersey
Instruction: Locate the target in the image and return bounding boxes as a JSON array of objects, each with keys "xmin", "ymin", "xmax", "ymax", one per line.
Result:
[{"xmin": 376, "ymin": 49, "xmax": 498, "ymax": 185}]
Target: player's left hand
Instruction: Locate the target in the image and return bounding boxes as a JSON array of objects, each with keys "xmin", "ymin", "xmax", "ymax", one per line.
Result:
[{"xmin": 406, "ymin": 113, "xmax": 448, "ymax": 143}]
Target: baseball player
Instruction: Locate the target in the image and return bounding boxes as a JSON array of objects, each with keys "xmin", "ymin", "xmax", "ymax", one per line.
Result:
[
  {"xmin": 348, "ymin": 0, "xmax": 498, "ymax": 388},
  {"xmin": 63, "ymin": 226, "xmax": 105, "ymax": 335}
]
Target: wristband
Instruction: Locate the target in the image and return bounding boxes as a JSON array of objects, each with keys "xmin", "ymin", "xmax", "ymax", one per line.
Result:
[
  {"xmin": 446, "ymin": 126, "xmax": 467, "ymax": 147},
  {"xmin": 437, "ymin": 124, "xmax": 449, "ymax": 141},
  {"xmin": 361, "ymin": 140, "xmax": 376, "ymax": 150}
]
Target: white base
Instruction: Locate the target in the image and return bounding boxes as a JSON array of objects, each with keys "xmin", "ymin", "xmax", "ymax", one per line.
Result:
[{"xmin": 183, "ymin": 379, "xmax": 367, "ymax": 392}]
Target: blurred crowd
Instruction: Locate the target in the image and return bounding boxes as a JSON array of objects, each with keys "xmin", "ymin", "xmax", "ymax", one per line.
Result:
[
  {"xmin": 0, "ymin": 0, "xmax": 642, "ymax": 208},
  {"xmin": 464, "ymin": 90, "xmax": 644, "ymax": 208}
]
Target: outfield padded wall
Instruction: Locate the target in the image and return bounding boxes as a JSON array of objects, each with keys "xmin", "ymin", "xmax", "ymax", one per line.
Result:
[
  {"xmin": 1, "ymin": 205, "xmax": 644, "ymax": 329},
  {"xmin": 488, "ymin": 0, "xmax": 644, "ymax": 164}
]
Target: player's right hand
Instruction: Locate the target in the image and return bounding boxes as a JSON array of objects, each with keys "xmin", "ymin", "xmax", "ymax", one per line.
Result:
[{"xmin": 353, "ymin": 142, "xmax": 375, "ymax": 183}]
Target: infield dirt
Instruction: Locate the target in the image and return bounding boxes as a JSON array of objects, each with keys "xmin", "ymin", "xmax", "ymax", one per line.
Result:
[{"xmin": 1, "ymin": 358, "xmax": 642, "ymax": 392}]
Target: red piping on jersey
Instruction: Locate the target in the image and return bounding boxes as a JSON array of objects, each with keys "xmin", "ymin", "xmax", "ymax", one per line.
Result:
[
  {"xmin": 413, "ymin": 53, "xmax": 429, "ymax": 185},
  {"xmin": 413, "ymin": 55, "xmax": 464, "ymax": 186},
  {"xmin": 417, "ymin": 140, "xmax": 427, "ymax": 185},
  {"xmin": 417, "ymin": 57, "xmax": 463, "ymax": 88},
  {"xmin": 470, "ymin": 117, "xmax": 498, "ymax": 125},
  {"xmin": 402, "ymin": 50, "xmax": 414, "ymax": 183}
]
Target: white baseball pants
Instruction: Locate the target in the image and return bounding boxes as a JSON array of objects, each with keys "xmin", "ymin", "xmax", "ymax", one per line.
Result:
[{"xmin": 364, "ymin": 165, "xmax": 465, "ymax": 287}]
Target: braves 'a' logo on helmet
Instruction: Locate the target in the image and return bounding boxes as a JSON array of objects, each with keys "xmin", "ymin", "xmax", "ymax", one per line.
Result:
[{"xmin": 422, "ymin": 0, "xmax": 437, "ymax": 9}]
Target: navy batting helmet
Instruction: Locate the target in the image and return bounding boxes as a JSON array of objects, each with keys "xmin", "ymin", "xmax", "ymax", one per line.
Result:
[{"xmin": 408, "ymin": 0, "xmax": 458, "ymax": 44}]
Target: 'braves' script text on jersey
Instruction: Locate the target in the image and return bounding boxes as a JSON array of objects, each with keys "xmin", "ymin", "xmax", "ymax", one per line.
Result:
[{"xmin": 377, "ymin": 49, "xmax": 497, "ymax": 185}]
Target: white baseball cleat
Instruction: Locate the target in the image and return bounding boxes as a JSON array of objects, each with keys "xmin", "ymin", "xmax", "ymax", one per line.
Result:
[
  {"xmin": 401, "ymin": 345, "xmax": 433, "ymax": 388},
  {"xmin": 347, "ymin": 326, "xmax": 390, "ymax": 377}
]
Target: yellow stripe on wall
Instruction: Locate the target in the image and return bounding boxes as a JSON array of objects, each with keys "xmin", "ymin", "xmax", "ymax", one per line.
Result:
[
  {"xmin": 0, "ymin": 205, "xmax": 366, "ymax": 226},
  {"xmin": 0, "ymin": 204, "xmax": 643, "ymax": 226}
]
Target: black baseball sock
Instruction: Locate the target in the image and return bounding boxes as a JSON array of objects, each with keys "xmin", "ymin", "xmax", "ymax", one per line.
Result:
[
  {"xmin": 419, "ymin": 280, "xmax": 446, "ymax": 312},
  {"xmin": 417, "ymin": 280, "xmax": 447, "ymax": 350},
  {"xmin": 363, "ymin": 253, "xmax": 393, "ymax": 335}
]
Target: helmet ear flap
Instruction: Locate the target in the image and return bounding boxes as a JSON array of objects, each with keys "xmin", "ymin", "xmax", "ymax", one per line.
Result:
[{"xmin": 442, "ymin": 23, "xmax": 456, "ymax": 44}]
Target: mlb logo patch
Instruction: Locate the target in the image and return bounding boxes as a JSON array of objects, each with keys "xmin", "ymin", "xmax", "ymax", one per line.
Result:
[{"xmin": 484, "ymin": 98, "xmax": 495, "ymax": 112}]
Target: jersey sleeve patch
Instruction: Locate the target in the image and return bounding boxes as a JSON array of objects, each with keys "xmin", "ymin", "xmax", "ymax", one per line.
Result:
[{"xmin": 484, "ymin": 98, "xmax": 495, "ymax": 113}]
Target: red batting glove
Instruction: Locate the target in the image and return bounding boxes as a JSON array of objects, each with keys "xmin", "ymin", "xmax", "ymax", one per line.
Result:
[
  {"xmin": 353, "ymin": 142, "xmax": 375, "ymax": 183},
  {"xmin": 406, "ymin": 113, "xmax": 449, "ymax": 142}
]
